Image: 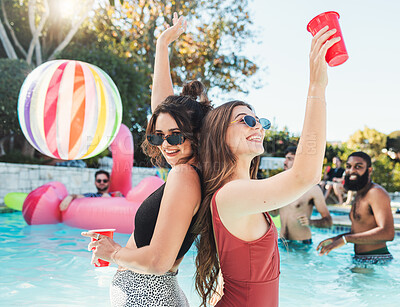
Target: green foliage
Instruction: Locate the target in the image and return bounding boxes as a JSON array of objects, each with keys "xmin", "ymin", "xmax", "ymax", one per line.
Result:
[
  {"xmin": 371, "ymin": 154, "xmax": 400, "ymax": 192},
  {"xmin": 89, "ymin": 0, "xmax": 260, "ymax": 94},
  {"xmin": 0, "ymin": 150, "xmax": 45, "ymax": 164},
  {"xmin": 387, "ymin": 130, "xmax": 400, "ymax": 152},
  {"xmin": 0, "ymin": 58, "xmax": 32, "ymax": 137},
  {"xmin": 263, "ymin": 125, "xmax": 299, "ymax": 157},
  {"xmin": 84, "ymin": 148, "xmax": 110, "ymax": 168},
  {"xmin": 346, "ymin": 126, "xmax": 387, "ymax": 158},
  {"xmin": 1, "ymin": 0, "xmax": 260, "ymax": 166}
]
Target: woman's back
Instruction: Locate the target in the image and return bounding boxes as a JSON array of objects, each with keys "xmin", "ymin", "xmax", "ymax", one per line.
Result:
[{"xmin": 211, "ymin": 190, "xmax": 280, "ymax": 307}]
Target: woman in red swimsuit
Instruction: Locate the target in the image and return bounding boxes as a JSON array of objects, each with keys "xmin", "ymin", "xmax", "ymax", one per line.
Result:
[{"xmin": 194, "ymin": 26, "xmax": 340, "ymax": 306}]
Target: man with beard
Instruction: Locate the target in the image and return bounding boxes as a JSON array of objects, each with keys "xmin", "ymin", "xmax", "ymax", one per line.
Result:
[
  {"xmin": 317, "ymin": 152, "xmax": 395, "ymax": 263},
  {"xmin": 273, "ymin": 146, "xmax": 332, "ymax": 245},
  {"xmin": 59, "ymin": 170, "xmax": 122, "ymax": 211}
]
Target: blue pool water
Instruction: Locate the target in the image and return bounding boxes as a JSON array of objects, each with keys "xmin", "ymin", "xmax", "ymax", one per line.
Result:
[{"xmin": 1, "ymin": 212, "xmax": 400, "ymax": 307}]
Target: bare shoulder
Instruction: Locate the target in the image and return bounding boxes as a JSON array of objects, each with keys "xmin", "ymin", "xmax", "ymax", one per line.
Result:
[
  {"xmin": 309, "ymin": 185, "xmax": 324, "ymax": 197},
  {"xmin": 167, "ymin": 164, "xmax": 200, "ymax": 186},
  {"xmin": 367, "ymin": 183, "xmax": 390, "ymax": 201},
  {"xmin": 162, "ymin": 164, "xmax": 201, "ymax": 210},
  {"xmin": 297, "ymin": 185, "xmax": 323, "ymax": 202}
]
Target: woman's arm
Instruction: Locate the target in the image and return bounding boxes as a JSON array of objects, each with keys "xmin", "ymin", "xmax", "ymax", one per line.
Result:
[
  {"xmin": 84, "ymin": 164, "xmax": 201, "ymax": 274},
  {"xmin": 219, "ymin": 26, "xmax": 341, "ymax": 216},
  {"xmin": 151, "ymin": 12, "xmax": 187, "ymax": 112}
]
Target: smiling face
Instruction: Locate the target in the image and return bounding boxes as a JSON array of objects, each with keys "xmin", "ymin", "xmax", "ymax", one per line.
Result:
[
  {"xmin": 225, "ymin": 106, "xmax": 265, "ymax": 158},
  {"xmin": 344, "ymin": 156, "xmax": 372, "ymax": 191},
  {"xmin": 154, "ymin": 112, "xmax": 193, "ymax": 167}
]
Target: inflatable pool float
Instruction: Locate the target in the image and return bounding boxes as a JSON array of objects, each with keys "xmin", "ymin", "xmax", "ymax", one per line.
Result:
[
  {"xmin": 22, "ymin": 124, "xmax": 164, "ymax": 233},
  {"xmin": 4, "ymin": 192, "xmax": 29, "ymax": 211},
  {"xmin": 61, "ymin": 175, "xmax": 164, "ymax": 233}
]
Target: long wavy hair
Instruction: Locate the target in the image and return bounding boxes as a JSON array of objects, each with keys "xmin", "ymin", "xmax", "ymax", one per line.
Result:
[
  {"xmin": 141, "ymin": 81, "xmax": 212, "ymax": 167},
  {"xmin": 194, "ymin": 100, "xmax": 260, "ymax": 306}
]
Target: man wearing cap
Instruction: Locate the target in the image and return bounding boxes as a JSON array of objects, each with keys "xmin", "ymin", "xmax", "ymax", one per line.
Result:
[{"xmin": 317, "ymin": 151, "xmax": 395, "ymax": 263}]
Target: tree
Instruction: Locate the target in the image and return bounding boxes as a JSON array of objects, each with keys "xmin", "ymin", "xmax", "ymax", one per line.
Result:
[
  {"xmin": 88, "ymin": 0, "xmax": 260, "ymax": 94},
  {"xmin": 262, "ymin": 125, "xmax": 299, "ymax": 157},
  {"xmin": 0, "ymin": 58, "xmax": 32, "ymax": 155},
  {"xmin": 60, "ymin": 0, "xmax": 261, "ymax": 165},
  {"xmin": 387, "ymin": 130, "xmax": 400, "ymax": 154},
  {"xmin": 371, "ymin": 154, "xmax": 400, "ymax": 192},
  {"xmin": 346, "ymin": 126, "xmax": 387, "ymax": 158},
  {"xmin": 1, "ymin": 0, "xmax": 261, "ymax": 165},
  {"xmin": 324, "ymin": 142, "xmax": 349, "ymax": 164},
  {"xmin": 0, "ymin": 0, "xmax": 125, "ymax": 65}
]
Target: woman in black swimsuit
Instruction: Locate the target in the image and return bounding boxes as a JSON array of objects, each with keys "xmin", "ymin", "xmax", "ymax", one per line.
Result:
[{"xmin": 82, "ymin": 14, "xmax": 211, "ymax": 306}]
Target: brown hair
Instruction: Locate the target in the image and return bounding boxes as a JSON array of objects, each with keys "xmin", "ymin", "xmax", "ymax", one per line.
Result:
[
  {"xmin": 194, "ymin": 100, "xmax": 260, "ymax": 306},
  {"xmin": 141, "ymin": 81, "xmax": 212, "ymax": 167}
]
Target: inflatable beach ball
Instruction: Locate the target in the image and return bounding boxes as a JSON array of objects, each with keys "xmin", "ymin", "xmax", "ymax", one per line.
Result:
[{"xmin": 18, "ymin": 60, "xmax": 122, "ymax": 160}]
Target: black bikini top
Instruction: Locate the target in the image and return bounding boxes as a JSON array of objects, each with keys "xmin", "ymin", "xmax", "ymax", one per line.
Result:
[{"xmin": 134, "ymin": 165, "xmax": 201, "ymax": 260}]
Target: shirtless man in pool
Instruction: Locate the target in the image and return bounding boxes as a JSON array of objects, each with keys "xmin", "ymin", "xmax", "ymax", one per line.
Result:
[
  {"xmin": 273, "ymin": 146, "xmax": 332, "ymax": 244},
  {"xmin": 317, "ymin": 151, "xmax": 395, "ymax": 263}
]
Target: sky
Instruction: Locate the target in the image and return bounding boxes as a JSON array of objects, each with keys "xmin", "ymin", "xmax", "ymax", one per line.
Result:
[{"xmin": 220, "ymin": 0, "xmax": 400, "ymax": 142}]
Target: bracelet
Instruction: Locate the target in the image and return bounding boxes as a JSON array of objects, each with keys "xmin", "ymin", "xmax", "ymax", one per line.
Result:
[
  {"xmin": 111, "ymin": 247, "xmax": 122, "ymax": 263},
  {"xmin": 342, "ymin": 235, "xmax": 348, "ymax": 244},
  {"xmin": 307, "ymin": 96, "xmax": 325, "ymax": 100},
  {"xmin": 307, "ymin": 96, "xmax": 324, "ymax": 99}
]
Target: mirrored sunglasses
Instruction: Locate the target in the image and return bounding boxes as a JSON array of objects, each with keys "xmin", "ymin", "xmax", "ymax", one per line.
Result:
[
  {"xmin": 147, "ymin": 133, "xmax": 185, "ymax": 146},
  {"xmin": 231, "ymin": 115, "xmax": 271, "ymax": 130}
]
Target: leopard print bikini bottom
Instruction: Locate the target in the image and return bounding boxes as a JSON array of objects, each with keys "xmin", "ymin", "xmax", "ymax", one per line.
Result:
[{"xmin": 110, "ymin": 270, "xmax": 189, "ymax": 307}]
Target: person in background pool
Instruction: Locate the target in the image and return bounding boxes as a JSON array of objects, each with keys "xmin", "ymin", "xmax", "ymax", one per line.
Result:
[
  {"xmin": 82, "ymin": 14, "xmax": 212, "ymax": 306},
  {"xmin": 272, "ymin": 146, "xmax": 332, "ymax": 246},
  {"xmin": 320, "ymin": 156, "xmax": 345, "ymax": 202},
  {"xmin": 59, "ymin": 170, "xmax": 123, "ymax": 211},
  {"xmin": 194, "ymin": 26, "xmax": 340, "ymax": 307},
  {"xmin": 317, "ymin": 151, "xmax": 395, "ymax": 263}
]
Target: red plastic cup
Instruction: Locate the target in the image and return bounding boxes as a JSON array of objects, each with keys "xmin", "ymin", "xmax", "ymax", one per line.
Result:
[
  {"xmin": 88, "ymin": 228, "xmax": 116, "ymax": 267},
  {"xmin": 307, "ymin": 11, "xmax": 349, "ymax": 67}
]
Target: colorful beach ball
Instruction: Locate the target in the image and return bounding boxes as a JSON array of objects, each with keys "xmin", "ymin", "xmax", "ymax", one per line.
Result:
[{"xmin": 18, "ymin": 60, "xmax": 122, "ymax": 160}]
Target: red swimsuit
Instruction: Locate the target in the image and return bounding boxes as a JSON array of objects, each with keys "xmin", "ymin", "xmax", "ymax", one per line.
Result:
[{"xmin": 212, "ymin": 191, "xmax": 280, "ymax": 307}]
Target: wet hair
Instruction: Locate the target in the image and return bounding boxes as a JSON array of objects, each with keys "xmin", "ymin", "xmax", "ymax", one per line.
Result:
[
  {"xmin": 95, "ymin": 170, "xmax": 110, "ymax": 179},
  {"xmin": 194, "ymin": 100, "xmax": 260, "ymax": 307},
  {"xmin": 347, "ymin": 151, "xmax": 372, "ymax": 167},
  {"xmin": 285, "ymin": 146, "xmax": 297, "ymax": 156},
  {"xmin": 141, "ymin": 81, "xmax": 212, "ymax": 167}
]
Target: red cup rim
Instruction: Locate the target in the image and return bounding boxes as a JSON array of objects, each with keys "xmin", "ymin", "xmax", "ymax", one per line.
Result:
[
  {"xmin": 88, "ymin": 229, "xmax": 116, "ymax": 233},
  {"xmin": 307, "ymin": 11, "xmax": 340, "ymax": 33}
]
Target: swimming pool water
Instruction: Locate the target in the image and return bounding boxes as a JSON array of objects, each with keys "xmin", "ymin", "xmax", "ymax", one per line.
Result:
[{"xmin": 1, "ymin": 212, "xmax": 400, "ymax": 307}]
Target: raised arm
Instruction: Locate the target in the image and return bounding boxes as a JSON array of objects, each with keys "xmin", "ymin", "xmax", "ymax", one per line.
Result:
[
  {"xmin": 219, "ymin": 26, "xmax": 341, "ymax": 216},
  {"xmin": 151, "ymin": 12, "xmax": 187, "ymax": 112}
]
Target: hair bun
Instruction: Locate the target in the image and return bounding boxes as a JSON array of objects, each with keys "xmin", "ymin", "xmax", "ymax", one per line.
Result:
[{"xmin": 181, "ymin": 80, "xmax": 212, "ymax": 108}]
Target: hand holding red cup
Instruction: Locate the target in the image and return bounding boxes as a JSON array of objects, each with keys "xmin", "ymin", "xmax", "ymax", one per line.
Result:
[
  {"xmin": 307, "ymin": 11, "xmax": 348, "ymax": 67},
  {"xmin": 81, "ymin": 228, "xmax": 118, "ymax": 267}
]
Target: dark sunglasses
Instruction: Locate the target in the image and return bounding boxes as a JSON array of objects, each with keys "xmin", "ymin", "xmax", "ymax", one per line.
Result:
[
  {"xmin": 147, "ymin": 133, "xmax": 185, "ymax": 146},
  {"xmin": 231, "ymin": 115, "xmax": 271, "ymax": 130},
  {"xmin": 96, "ymin": 179, "xmax": 109, "ymax": 183}
]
